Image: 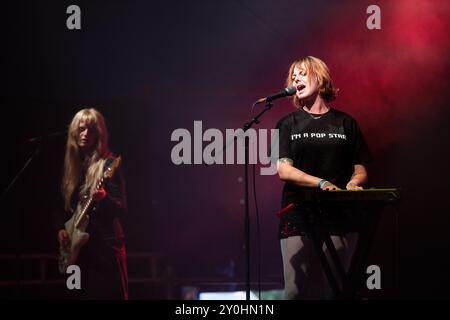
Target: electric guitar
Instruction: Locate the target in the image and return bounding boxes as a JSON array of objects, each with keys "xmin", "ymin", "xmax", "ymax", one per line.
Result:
[{"xmin": 58, "ymin": 156, "xmax": 122, "ymax": 274}]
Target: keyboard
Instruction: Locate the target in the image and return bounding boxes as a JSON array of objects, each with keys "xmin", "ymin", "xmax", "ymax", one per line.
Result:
[{"xmin": 293, "ymin": 188, "xmax": 400, "ymax": 204}]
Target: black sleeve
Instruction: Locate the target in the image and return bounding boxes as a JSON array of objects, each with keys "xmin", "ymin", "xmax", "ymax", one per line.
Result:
[
  {"xmin": 99, "ymin": 159, "xmax": 128, "ymax": 220},
  {"xmin": 52, "ymin": 207, "xmax": 71, "ymax": 231},
  {"xmin": 52, "ymin": 189, "xmax": 72, "ymax": 231},
  {"xmin": 274, "ymin": 117, "xmax": 293, "ymax": 161},
  {"xmin": 347, "ymin": 117, "xmax": 372, "ymax": 165}
]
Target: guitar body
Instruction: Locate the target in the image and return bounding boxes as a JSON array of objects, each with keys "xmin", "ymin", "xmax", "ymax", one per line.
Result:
[
  {"xmin": 58, "ymin": 207, "xmax": 90, "ymax": 274},
  {"xmin": 58, "ymin": 156, "xmax": 122, "ymax": 274}
]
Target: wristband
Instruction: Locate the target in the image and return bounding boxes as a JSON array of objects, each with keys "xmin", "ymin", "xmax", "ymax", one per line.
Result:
[{"xmin": 318, "ymin": 179, "xmax": 327, "ymax": 189}]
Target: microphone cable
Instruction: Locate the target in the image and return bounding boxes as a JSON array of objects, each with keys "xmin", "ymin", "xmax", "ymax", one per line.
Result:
[
  {"xmin": 252, "ymin": 162, "xmax": 262, "ymax": 300},
  {"xmin": 249, "ymin": 104, "xmax": 262, "ymax": 300}
]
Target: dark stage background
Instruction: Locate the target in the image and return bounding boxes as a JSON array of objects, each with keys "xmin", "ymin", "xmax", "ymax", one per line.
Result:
[{"xmin": 1, "ymin": 0, "xmax": 449, "ymax": 299}]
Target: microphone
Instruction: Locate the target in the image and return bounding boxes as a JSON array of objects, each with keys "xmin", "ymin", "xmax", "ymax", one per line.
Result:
[
  {"xmin": 25, "ymin": 130, "xmax": 66, "ymax": 144},
  {"xmin": 255, "ymin": 85, "xmax": 296, "ymax": 104}
]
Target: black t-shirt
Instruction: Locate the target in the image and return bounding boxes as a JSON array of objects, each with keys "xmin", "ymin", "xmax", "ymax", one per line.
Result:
[{"xmin": 275, "ymin": 107, "xmax": 371, "ymax": 237}]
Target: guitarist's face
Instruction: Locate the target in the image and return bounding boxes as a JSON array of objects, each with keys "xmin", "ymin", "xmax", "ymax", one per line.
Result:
[{"xmin": 77, "ymin": 119, "xmax": 98, "ymax": 153}]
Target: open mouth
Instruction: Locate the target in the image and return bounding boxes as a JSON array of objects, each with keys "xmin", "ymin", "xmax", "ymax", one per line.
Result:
[{"xmin": 296, "ymin": 84, "xmax": 306, "ymax": 91}]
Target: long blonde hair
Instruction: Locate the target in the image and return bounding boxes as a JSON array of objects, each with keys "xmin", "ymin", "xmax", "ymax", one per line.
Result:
[
  {"xmin": 286, "ymin": 56, "xmax": 339, "ymax": 108},
  {"xmin": 62, "ymin": 108, "xmax": 111, "ymax": 212}
]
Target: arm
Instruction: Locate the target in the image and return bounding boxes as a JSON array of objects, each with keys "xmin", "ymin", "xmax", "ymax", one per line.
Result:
[
  {"xmin": 92, "ymin": 168, "xmax": 127, "ymax": 218},
  {"xmin": 346, "ymin": 164, "xmax": 368, "ymax": 190},
  {"xmin": 346, "ymin": 117, "xmax": 371, "ymax": 191},
  {"xmin": 52, "ymin": 204, "xmax": 71, "ymax": 247},
  {"xmin": 277, "ymin": 158, "xmax": 340, "ymax": 190}
]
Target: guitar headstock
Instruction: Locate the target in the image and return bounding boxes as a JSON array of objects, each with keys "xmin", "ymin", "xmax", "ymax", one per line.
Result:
[{"xmin": 103, "ymin": 155, "xmax": 122, "ymax": 180}]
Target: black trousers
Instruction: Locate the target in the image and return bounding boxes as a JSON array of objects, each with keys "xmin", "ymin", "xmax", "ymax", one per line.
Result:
[{"xmin": 77, "ymin": 236, "xmax": 128, "ymax": 300}]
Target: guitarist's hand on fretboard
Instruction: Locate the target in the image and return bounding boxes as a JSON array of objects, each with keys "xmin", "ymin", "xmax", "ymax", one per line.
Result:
[{"xmin": 92, "ymin": 187, "xmax": 107, "ymax": 202}]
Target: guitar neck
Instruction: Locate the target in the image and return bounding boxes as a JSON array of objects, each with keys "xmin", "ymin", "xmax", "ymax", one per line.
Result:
[
  {"xmin": 72, "ymin": 156, "xmax": 121, "ymax": 228},
  {"xmin": 74, "ymin": 178, "xmax": 104, "ymax": 228}
]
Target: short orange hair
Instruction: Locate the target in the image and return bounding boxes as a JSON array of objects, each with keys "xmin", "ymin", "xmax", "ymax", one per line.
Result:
[{"xmin": 286, "ymin": 56, "xmax": 339, "ymax": 108}]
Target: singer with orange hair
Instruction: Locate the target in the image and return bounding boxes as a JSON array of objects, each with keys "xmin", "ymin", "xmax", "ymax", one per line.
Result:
[{"xmin": 275, "ymin": 56, "xmax": 371, "ymax": 299}]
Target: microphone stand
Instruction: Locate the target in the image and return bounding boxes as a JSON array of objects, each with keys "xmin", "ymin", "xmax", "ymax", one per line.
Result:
[
  {"xmin": 1, "ymin": 144, "xmax": 42, "ymax": 203},
  {"xmin": 241, "ymin": 101, "xmax": 274, "ymax": 300},
  {"xmin": 1, "ymin": 142, "xmax": 42, "ymax": 298},
  {"xmin": 1, "ymin": 130, "xmax": 64, "ymax": 298},
  {"xmin": 1, "ymin": 131, "xmax": 65, "ymax": 203},
  {"xmin": 204, "ymin": 101, "xmax": 277, "ymax": 300}
]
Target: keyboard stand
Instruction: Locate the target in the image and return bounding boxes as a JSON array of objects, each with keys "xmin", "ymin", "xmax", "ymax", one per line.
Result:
[{"xmin": 304, "ymin": 205, "xmax": 383, "ymax": 299}]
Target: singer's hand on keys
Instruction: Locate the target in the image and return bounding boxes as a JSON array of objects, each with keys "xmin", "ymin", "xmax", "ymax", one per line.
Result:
[
  {"xmin": 346, "ymin": 182, "xmax": 363, "ymax": 190},
  {"xmin": 320, "ymin": 181, "xmax": 341, "ymax": 191}
]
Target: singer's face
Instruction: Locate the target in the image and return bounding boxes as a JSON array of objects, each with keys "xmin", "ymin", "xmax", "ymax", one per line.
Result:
[
  {"xmin": 77, "ymin": 119, "xmax": 98, "ymax": 151},
  {"xmin": 292, "ymin": 64, "xmax": 319, "ymax": 100}
]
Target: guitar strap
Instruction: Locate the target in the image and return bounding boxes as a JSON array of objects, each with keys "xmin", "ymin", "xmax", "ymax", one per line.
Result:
[{"xmin": 103, "ymin": 156, "xmax": 125, "ymax": 241}]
